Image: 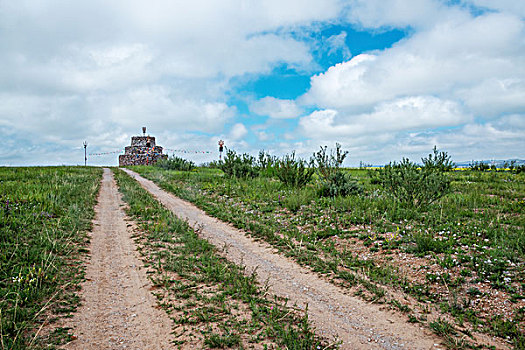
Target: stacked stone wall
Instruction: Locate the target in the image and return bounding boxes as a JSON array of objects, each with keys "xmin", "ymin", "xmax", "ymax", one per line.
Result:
[
  {"xmin": 118, "ymin": 153, "xmax": 167, "ymax": 166},
  {"xmin": 119, "ymin": 134, "xmax": 167, "ymax": 166},
  {"xmin": 130, "ymin": 136, "xmax": 157, "ymax": 147}
]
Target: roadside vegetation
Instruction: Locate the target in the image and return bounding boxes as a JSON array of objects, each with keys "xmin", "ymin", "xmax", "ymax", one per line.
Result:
[
  {"xmin": 131, "ymin": 146, "xmax": 524, "ymax": 349},
  {"xmin": 113, "ymin": 168, "xmax": 332, "ymax": 349},
  {"xmin": 0, "ymin": 167, "xmax": 101, "ymax": 349},
  {"xmin": 156, "ymin": 155, "xmax": 196, "ymax": 171}
]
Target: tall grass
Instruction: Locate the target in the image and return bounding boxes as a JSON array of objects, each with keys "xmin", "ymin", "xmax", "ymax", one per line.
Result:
[{"xmin": 0, "ymin": 167, "xmax": 101, "ymax": 349}]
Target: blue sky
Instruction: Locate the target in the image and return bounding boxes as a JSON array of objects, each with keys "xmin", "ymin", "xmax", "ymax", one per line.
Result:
[{"xmin": 0, "ymin": 0, "xmax": 524, "ymax": 166}]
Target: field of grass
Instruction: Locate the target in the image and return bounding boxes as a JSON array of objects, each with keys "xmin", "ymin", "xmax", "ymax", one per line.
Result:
[
  {"xmin": 113, "ymin": 168, "xmax": 332, "ymax": 349},
  {"xmin": 132, "ymin": 165, "xmax": 525, "ymax": 349},
  {"xmin": 0, "ymin": 167, "xmax": 102, "ymax": 349}
]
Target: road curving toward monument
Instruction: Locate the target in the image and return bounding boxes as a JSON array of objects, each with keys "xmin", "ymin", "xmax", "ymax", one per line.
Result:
[{"xmin": 123, "ymin": 168, "xmax": 444, "ymax": 350}]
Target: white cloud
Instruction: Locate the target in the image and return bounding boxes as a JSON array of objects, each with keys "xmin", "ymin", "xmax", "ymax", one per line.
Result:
[
  {"xmin": 250, "ymin": 96, "xmax": 303, "ymax": 119},
  {"xmin": 302, "ymin": 11, "xmax": 525, "ymax": 115},
  {"xmin": 0, "ymin": 0, "xmax": 345, "ymax": 165},
  {"xmin": 299, "ymin": 112, "xmax": 525, "ymax": 165},
  {"xmin": 465, "ymin": 0, "xmax": 525, "ymax": 18},
  {"xmin": 398, "ymin": 115, "xmax": 525, "ymax": 162},
  {"xmin": 301, "ymin": 54, "xmax": 378, "ymax": 108},
  {"xmin": 0, "ymin": 0, "xmax": 524, "ymax": 166},
  {"xmin": 0, "ymin": 0, "xmax": 340, "ymax": 88},
  {"xmin": 0, "ymin": 86, "xmax": 235, "ymax": 160},
  {"xmin": 229, "ymin": 123, "xmax": 248, "ymax": 141},
  {"xmin": 345, "ymin": 0, "xmax": 457, "ymax": 29},
  {"xmin": 325, "ymin": 31, "xmax": 351, "ymax": 59},
  {"xmin": 299, "ymin": 96, "xmax": 470, "ymax": 139},
  {"xmin": 256, "ymin": 131, "xmax": 272, "ymax": 141},
  {"xmin": 457, "ymin": 78, "xmax": 525, "ymax": 116},
  {"xmin": 108, "ymin": 86, "xmax": 235, "ymax": 133}
]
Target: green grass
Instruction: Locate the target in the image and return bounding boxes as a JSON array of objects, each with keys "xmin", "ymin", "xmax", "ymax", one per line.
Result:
[
  {"xmin": 0, "ymin": 166, "xmax": 102, "ymax": 349},
  {"xmin": 130, "ymin": 165, "xmax": 525, "ymax": 348},
  {"xmin": 113, "ymin": 168, "xmax": 332, "ymax": 349}
]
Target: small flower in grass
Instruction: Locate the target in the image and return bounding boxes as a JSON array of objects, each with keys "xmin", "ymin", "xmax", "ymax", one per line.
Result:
[{"xmin": 12, "ymin": 273, "xmax": 22, "ymax": 284}]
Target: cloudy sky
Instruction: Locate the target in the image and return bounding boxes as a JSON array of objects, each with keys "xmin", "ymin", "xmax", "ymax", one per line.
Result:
[{"xmin": 1, "ymin": 0, "xmax": 524, "ymax": 166}]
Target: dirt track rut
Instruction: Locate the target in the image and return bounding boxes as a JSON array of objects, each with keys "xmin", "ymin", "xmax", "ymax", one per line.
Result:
[
  {"xmin": 123, "ymin": 169, "xmax": 444, "ymax": 350},
  {"xmin": 61, "ymin": 169, "xmax": 174, "ymax": 350}
]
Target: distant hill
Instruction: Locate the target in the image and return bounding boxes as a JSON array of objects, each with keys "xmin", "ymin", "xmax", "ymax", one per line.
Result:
[
  {"xmin": 360, "ymin": 159, "xmax": 525, "ymax": 168},
  {"xmin": 455, "ymin": 159, "xmax": 525, "ymax": 168}
]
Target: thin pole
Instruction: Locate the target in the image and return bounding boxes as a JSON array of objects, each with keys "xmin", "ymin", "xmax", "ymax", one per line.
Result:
[{"xmin": 83, "ymin": 141, "xmax": 88, "ymax": 166}]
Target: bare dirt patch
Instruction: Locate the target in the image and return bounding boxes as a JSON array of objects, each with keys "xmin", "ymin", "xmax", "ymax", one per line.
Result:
[
  {"xmin": 60, "ymin": 169, "xmax": 174, "ymax": 350},
  {"xmin": 123, "ymin": 168, "xmax": 446, "ymax": 350}
]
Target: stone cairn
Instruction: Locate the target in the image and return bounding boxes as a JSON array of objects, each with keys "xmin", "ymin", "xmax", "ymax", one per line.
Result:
[{"xmin": 119, "ymin": 128, "xmax": 168, "ymax": 166}]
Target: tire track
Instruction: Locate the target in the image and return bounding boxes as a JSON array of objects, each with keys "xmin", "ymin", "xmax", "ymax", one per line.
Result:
[{"xmin": 61, "ymin": 169, "xmax": 174, "ymax": 350}]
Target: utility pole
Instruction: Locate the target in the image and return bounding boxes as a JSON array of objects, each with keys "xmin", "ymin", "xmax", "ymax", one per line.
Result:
[{"xmin": 83, "ymin": 141, "xmax": 88, "ymax": 166}]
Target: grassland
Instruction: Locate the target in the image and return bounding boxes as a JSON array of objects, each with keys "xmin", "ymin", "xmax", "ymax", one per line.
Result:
[
  {"xmin": 131, "ymin": 165, "xmax": 525, "ymax": 349},
  {"xmin": 113, "ymin": 168, "xmax": 331, "ymax": 349},
  {"xmin": 0, "ymin": 167, "xmax": 102, "ymax": 349}
]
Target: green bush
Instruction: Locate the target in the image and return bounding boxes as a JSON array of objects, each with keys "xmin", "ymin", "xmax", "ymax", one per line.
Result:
[
  {"xmin": 513, "ymin": 164, "xmax": 525, "ymax": 174},
  {"xmin": 275, "ymin": 152, "xmax": 314, "ymax": 188},
  {"xmin": 313, "ymin": 143, "xmax": 348, "ymax": 180},
  {"xmin": 220, "ymin": 149, "xmax": 258, "ymax": 179},
  {"xmin": 156, "ymin": 155, "xmax": 195, "ymax": 171},
  {"xmin": 318, "ymin": 171, "xmax": 362, "ymax": 197},
  {"xmin": 422, "ymin": 146, "xmax": 455, "ymax": 171},
  {"xmin": 378, "ymin": 153, "xmax": 451, "ymax": 208},
  {"xmin": 314, "ymin": 144, "xmax": 362, "ymax": 197},
  {"xmin": 257, "ymin": 150, "xmax": 278, "ymax": 177},
  {"xmin": 201, "ymin": 160, "xmax": 221, "ymax": 168},
  {"xmin": 469, "ymin": 161, "xmax": 490, "ymax": 171}
]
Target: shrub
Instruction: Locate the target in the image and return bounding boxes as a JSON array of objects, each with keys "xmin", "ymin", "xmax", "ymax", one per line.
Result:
[
  {"xmin": 469, "ymin": 161, "xmax": 490, "ymax": 171},
  {"xmin": 422, "ymin": 146, "xmax": 455, "ymax": 171},
  {"xmin": 275, "ymin": 152, "xmax": 314, "ymax": 188},
  {"xmin": 318, "ymin": 171, "xmax": 362, "ymax": 197},
  {"xmin": 257, "ymin": 150, "xmax": 278, "ymax": 177},
  {"xmin": 201, "ymin": 160, "xmax": 221, "ymax": 168},
  {"xmin": 313, "ymin": 143, "xmax": 348, "ymax": 180},
  {"xmin": 156, "ymin": 155, "xmax": 195, "ymax": 171},
  {"xmin": 314, "ymin": 144, "xmax": 362, "ymax": 197},
  {"xmin": 220, "ymin": 148, "xmax": 258, "ymax": 179},
  {"xmin": 378, "ymin": 153, "xmax": 451, "ymax": 208},
  {"xmin": 512, "ymin": 164, "xmax": 525, "ymax": 174}
]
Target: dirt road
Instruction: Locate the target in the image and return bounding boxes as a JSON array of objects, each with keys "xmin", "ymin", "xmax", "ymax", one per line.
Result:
[
  {"xmin": 61, "ymin": 169, "xmax": 174, "ymax": 350},
  {"xmin": 123, "ymin": 169, "xmax": 444, "ymax": 350}
]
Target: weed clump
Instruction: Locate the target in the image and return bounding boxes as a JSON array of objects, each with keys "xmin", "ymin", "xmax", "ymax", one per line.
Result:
[{"xmin": 156, "ymin": 155, "xmax": 195, "ymax": 171}]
